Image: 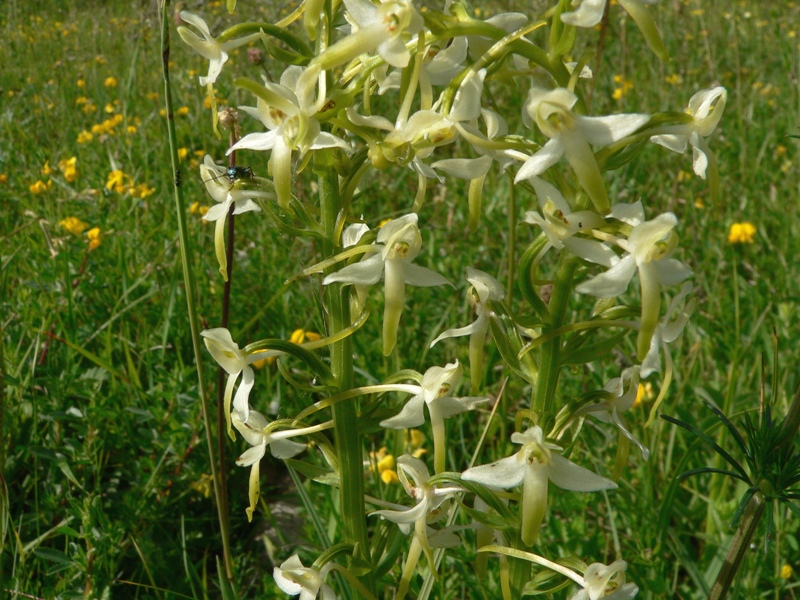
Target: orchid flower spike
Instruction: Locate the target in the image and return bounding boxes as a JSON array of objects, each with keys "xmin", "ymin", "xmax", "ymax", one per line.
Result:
[
  {"xmin": 177, "ymin": 11, "xmax": 262, "ymax": 86},
  {"xmin": 273, "ymin": 554, "xmax": 336, "ymax": 600},
  {"xmin": 575, "ymin": 201, "xmax": 692, "ymax": 360},
  {"xmin": 431, "ymin": 268, "xmax": 504, "ymax": 393},
  {"xmin": 199, "ymin": 155, "xmax": 272, "ymax": 280},
  {"xmin": 380, "ymin": 360, "xmax": 487, "ymax": 473},
  {"xmin": 462, "ymin": 425, "xmax": 617, "ymax": 546},
  {"xmin": 322, "ymin": 214, "xmax": 451, "ymax": 355},
  {"xmin": 516, "ymin": 87, "xmax": 649, "ymax": 214},
  {"xmin": 233, "ymin": 408, "xmax": 332, "ymax": 521},
  {"xmin": 650, "ymin": 86, "xmax": 727, "ymax": 179}
]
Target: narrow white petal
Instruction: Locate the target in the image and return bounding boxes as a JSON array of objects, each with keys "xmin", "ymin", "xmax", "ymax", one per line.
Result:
[
  {"xmin": 575, "ymin": 255, "xmax": 636, "ymax": 297},
  {"xmin": 515, "ymin": 139, "xmax": 564, "ymax": 182}
]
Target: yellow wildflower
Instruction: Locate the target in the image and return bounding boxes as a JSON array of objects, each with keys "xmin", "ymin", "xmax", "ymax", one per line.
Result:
[
  {"xmin": 146, "ymin": 92, "xmax": 159, "ymax": 101},
  {"xmin": 405, "ymin": 428, "xmax": 426, "ymax": 450},
  {"xmin": 106, "ymin": 170, "xmax": 132, "ymax": 194},
  {"xmin": 129, "ymin": 183, "xmax": 155, "ymax": 199},
  {"xmin": 41, "ymin": 161, "xmax": 52, "ymax": 176},
  {"xmin": 77, "ymin": 78, "xmax": 85, "ymax": 88},
  {"xmin": 612, "ymin": 75, "xmax": 633, "ymax": 100},
  {"xmin": 126, "ymin": 125, "xmax": 137, "ymax": 134},
  {"xmin": 58, "ymin": 157, "xmax": 79, "ymax": 183},
  {"xmin": 370, "ymin": 447, "xmax": 399, "ymax": 484},
  {"xmin": 0, "ymin": 174, "xmax": 7, "ymax": 184},
  {"xmin": 86, "ymin": 227, "xmax": 101, "ymax": 250},
  {"xmin": 189, "ymin": 201, "xmax": 210, "ymax": 216},
  {"xmin": 30, "ymin": 180, "xmax": 52, "ymax": 194},
  {"xmin": 95, "ymin": 55, "xmax": 106, "ymax": 64},
  {"xmin": 176, "ymin": 106, "xmax": 190, "ymax": 117},
  {"xmin": 60, "ymin": 216, "xmax": 88, "ymax": 235},
  {"xmin": 728, "ymin": 222, "xmax": 756, "ymax": 245},
  {"xmin": 664, "ymin": 73, "xmax": 682, "ymax": 86},
  {"xmin": 781, "ymin": 564, "xmax": 793, "ymax": 579},
  {"xmin": 104, "ymin": 76, "xmax": 117, "ymax": 87},
  {"xmin": 177, "ymin": 147, "xmax": 189, "ymax": 160},
  {"xmin": 159, "ymin": 108, "xmax": 167, "ymax": 118},
  {"xmin": 75, "ymin": 96, "xmax": 88, "ymax": 105},
  {"xmin": 104, "ymin": 102, "xmax": 116, "ymax": 114},
  {"xmin": 82, "ymin": 102, "xmax": 97, "ymax": 114},
  {"xmin": 289, "ymin": 329, "xmax": 322, "ymax": 344}
]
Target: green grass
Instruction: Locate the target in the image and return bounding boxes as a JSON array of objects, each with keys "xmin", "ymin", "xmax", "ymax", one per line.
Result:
[{"xmin": 1, "ymin": 0, "xmax": 800, "ymax": 598}]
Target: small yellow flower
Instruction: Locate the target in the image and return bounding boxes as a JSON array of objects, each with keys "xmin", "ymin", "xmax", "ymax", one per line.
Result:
[
  {"xmin": 126, "ymin": 125, "xmax": 137, "ymax": 134},
  {"xmin": 176, "ymin": 106, "xmax": 190, "ymax": 117},
  {"xmin": 30, "ymin": 180, "xmax": 52, "ymax": 194},
  {"xmin": 77, "ymin": 130, "xmax": 93, "ymax": 144},
  {"xmin": 130, "ymin": 183, "xmax": 156, "ymax": 198},
  {"xmin": 188, "ymin": 69, "xmax": 199, "ymax": 78},
  {"xmin": 177, "ymin": 147, "xmax": 189, "ymax": 160},
  {"xmin": 60, "ymin": 216, "xmax": 89, "ymax": 235},
  {"xmin": 664, "ymin": 73, "xmax": 682, "ymax": 86},
  {"xmin": 104, "ymin": 76, "xmax": 117, "ymax": 88},
  {"xmin": 75, "ymin": 96, "xmax": 88, "ymax": 105},
  {"xmin": 77, "ymin": 78, "xmax": 85, "ymax": 88},
  {"xmin": 728, "ymin": 222, "xmax": 756, "ymax": 245},
  {"xmin": 612, "ymin": 75, "xmax": 633, "ymax": 100},
  {"xmin": 82, "ymin": 102, "xmax": 97, "ymax": 114},
  {"xmin": 405, "ymin": 429, "xmax": 426, "ymax": 450},
  {"xmin": 369, "ymin": 448, "xmax": 399, "ymax": 484},
  {"xmin": 146, "ymin": 92, "xmax": 160, "ymax": 101},
  {"xmin": 58, "ymin": 157, "xmax": 79, "ymax": 183},
  {"xmin": 781, "ymin": 564, "xmax": 793, "ymax": 579},
  {"xmin": 86, "ymin": 227, "xmax": 101, "ymax": 250},
  {"xmin": 288, "ymin": 329, "xmax": 323, "ymax": 344},
  {"xmin": 694, "ymin": 198, "xmax": 704, "ymax": 209},
  {"xmin": 104, "ymin": 102, "xmax": 116, "ymax": 114},
  {"xmin": 95, "ymin": 55, "xmax": 106, "ymax": 64},
  {"xmin": 0, "ymin": 174, "xmax": 7, "ymax": 184},
  {"xmin": 159, "ymin": 108, "xmax": 167, "ymax": 118},
  {"xmin": 106, "ymin": 170, "xmax": 132, "ymax": 194},
  {"xmin": 41, "ymin": 161, "xmax": 52, "ymax": 176}
]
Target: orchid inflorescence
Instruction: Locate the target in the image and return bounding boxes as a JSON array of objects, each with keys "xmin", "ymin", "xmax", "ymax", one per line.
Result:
[{"xmin": 179, "ymin": 0, "xmax": 724, "ymax": 597}]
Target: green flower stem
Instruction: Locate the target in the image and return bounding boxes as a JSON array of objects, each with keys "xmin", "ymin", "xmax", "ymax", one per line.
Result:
[
  {"xmin": 532, "ymin": 254, "xmax": 578, "ymax": 418},
  {"xmin": 708, "ymin": 491, "xmax": 766, "ymax": 600},
  {"xmin": 159, "ymin": 1, "xmax": 233, "ymax": 580},
  {"xmin": 317, "ymin": 157, "xmax": 374, "ymax": 587}
]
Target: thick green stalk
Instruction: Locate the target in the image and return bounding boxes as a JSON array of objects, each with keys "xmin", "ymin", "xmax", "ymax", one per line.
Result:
[
  {"xmin": 317, "ymin": 159, "xmax": 373, "ymax": 584},
  {"xmin": 532, "ymin": 254, "xmax": 578, "ymax": 417},
  {"xmin": 160, "ymin": 0, "xmax": 233, "ymax": 580}
]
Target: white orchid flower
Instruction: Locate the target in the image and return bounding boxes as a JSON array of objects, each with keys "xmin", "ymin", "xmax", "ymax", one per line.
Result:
[
  {"xmin": 462, "ymin": 425, "xmax": 617, "ymax": 546},
  {"xmin": 575, "ymin": 202, "xmax": 692, "ymax": 360},
  {"xmin": 273, "ymin": 554, "xmax": 335, "ymax": 600},
  {"xmin": 569, "ymin": 559, "xmax": 639, "ymax": 600},
  {"xmin": 650, "ymin": 86, "xmax": 727, "ymax": 179},
  {"xmin": 371, "ymin": 455, "xmax": 463, "ymax": 595},
  {"xmin": 430, "ymin": 268, "xmax": 504, "ymax": 393},
  {"xmin": 524, "ymin": 177, "xmax": 609, "ymax": 261},
  {"xmin": 334, "ymin": 0, "xmax": 424, "ymax": 68},
  {"xmin": 201, "ymin": 327, "xmax": 275, "ymax": 439},
  {"xmin": 322, "ymin": 214, "xmax": 451, "ymax": 355},
  {"xmin": 380, "ymin": 360, "xmax": 486, "ymax": 473},
  {"xmin": 576, "ymin": 367, "xmax": 649, "ymax": 460},
  {"xmin": 177, "ymin": 11, "xmax": 262, "ymax": 86},
  {"xmin": 515, "ymin": 87, "xmax": 649, "ymax": 214},
  {"xmin": 227, "ymin": 66, "xmax": 350, "ymax": 209},
  {"xmin": 199, "ymin": 155, "xmax": 272, "ymax": 280},
  {"xmin": 233, "ymin": 408, "xmax": 330, "ymax": 521}
]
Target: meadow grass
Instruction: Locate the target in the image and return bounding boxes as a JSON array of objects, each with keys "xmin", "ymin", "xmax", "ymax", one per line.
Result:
[{"xmin": 1, "ymin": 0, "xmax": 799, "ymax": 598}]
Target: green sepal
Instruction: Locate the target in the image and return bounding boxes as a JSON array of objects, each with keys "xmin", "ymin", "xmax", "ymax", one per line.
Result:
[{"xmin": 521, "ymin": 568, "xmax": 572, "ymax": 597}]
